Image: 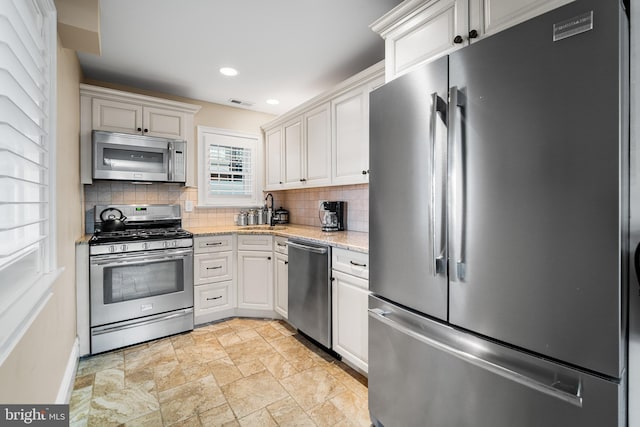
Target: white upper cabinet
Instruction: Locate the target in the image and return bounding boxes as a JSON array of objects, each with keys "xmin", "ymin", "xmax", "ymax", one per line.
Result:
[
  {"xmin": 80, "ymin": 84, "xmax": 200, "ymax": 185},
  {"xmin": 265, "ymin": 128, "xmax": 284, "ymax": 188},
  {"xmin": 142, "ymin": 106, "xmax": 186, "ymax": 139},
  {"xmin": 331, "ymin": 87, "xmax": 369, "ymax": 185},
  {"xmin": 92, "ymin": 99, "xmax": 186, "ymax": 139},
  {"xmin": 470, "ymin": 0, "xmax": 574, "ymax": 41},
  {"xmin": 92, "ymin": 98, "xmax": 143, "ymax": 134},
  {"xmin": 283, "ymin": 117, "xmax": 304, "ymax": 185},
  {"xmin": 262, "ymin": 62, "xmax": 384, "ymax": 191},
  {"xmin": 372, "ymin": 0, "xmax": 574, "ymax": 81},
  {"xmin": 304, "ymin": 103, "xmax": 331, "ymax": 187}
]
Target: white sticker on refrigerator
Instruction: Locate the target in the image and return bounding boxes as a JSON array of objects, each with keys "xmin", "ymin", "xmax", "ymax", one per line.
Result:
[{"xmin": 553, "ymin": 11, "xmax": 593, "ymax": 42}]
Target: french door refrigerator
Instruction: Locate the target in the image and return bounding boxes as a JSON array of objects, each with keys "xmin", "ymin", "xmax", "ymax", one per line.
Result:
[{"xmin": 368, "ymin": 1, "xmax": 629, "ymax": 426}]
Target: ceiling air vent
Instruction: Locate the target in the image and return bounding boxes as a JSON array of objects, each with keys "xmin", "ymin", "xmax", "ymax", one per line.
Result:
[{"xmin": 228, "ymin": 98, "xmax": 254, "ymax": 107}]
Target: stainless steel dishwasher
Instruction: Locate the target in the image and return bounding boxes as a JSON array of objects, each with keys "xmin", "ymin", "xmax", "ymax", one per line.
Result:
[{"xmin": 287, "ymin": 239, "xmax": 331, "ymax": 348}]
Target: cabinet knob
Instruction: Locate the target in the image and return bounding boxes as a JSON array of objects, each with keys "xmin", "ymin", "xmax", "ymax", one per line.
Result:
[
  {"xmin": 137, "ymin": 127, "xmax": 142, "ymax": 132},
  {"xmin": 143, "ymin": 128, "xmax": 149, "ymax": 133},
  {"xmin": 468, "ymin": 29, "xmax": 478, "ymax": 39},
  {"xmin": 279, "ymin": 181, "xmax": 283, "ymax": 184},
  {"xmin": 453, "ymin": 35, "xmax": 464, "ymax": 44},
  {"xmin": 362, "ymin": 170, "xmax": 370, "ymax": 175},
  {"xmin": 284, "ymin": 261, "xmax": 288, "ymax": 265},
  {"xmin": 267, "ymin": 256, "xmax": 272, "ymax": 260},
  {"xmin": 300, "ymin": 178, "xmax": 307, "ymax": 182}
]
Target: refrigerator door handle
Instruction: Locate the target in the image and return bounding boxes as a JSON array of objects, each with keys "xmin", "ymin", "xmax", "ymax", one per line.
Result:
[
  {"xmin": 430, "ymin": 92, "xmax": 448, "ymax": 276},
  {"xmin": 448, "ymin": 86, "xmax": 467, "ymax": 281},
  {"xmin": 368, "ymin": 307, "xmax": 584, "ymax": 408}
]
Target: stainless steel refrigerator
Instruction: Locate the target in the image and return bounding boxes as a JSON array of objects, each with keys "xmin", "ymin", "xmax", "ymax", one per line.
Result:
[{"xmin": 368, "ymin": 1, "xmax": 629, "ymax": 426}]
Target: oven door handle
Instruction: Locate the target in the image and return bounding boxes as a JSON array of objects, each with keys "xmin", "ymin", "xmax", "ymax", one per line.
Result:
[{"xmin": 90, "ymin": 248, "xmax": 193, "ymax": 266}]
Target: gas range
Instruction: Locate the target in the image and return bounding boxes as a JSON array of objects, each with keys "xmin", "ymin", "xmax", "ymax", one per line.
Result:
[
  {"xmin": 90, "ymin": 204, "xmax": 193, "ymax": 255},
  {"xmin": 88, "ymin": 203, "xmax": 194, "ymax": 354}
]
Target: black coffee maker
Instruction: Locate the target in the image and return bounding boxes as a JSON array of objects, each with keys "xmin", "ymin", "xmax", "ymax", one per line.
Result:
[{"xmin": 319, "ymin": 201, "xmax": 346, "ymax": 232}]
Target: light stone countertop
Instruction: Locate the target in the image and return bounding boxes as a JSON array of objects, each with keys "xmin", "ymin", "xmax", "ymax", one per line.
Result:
[
  {"xmin": 77, "ymin": 224, "xmax": 369, "ymax": 253},
  {"xmin": 187, "ymin": 224, "xmax": 368, "ymax": 253}
]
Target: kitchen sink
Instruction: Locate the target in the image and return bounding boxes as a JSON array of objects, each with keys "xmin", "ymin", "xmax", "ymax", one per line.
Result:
[{"xmin": 241, "ymin": 225, "xmax": 287, "ymax": 230}]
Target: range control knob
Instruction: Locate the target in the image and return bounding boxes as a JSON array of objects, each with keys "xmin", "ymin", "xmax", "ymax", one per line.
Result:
[
  {"xmin": 142, "ymin": 242, "xmax": 150, "ymax": 250},
  {"xmin": 109, "ymin": 245, "xmax": 116, "ymax": 253},
  {"xmin": 120, "ymin": 244, "xmax": 128, "ymax": 251}
]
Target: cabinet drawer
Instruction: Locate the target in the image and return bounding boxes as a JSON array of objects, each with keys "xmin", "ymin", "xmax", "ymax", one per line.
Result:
[
  {"xmin": 194, "ymin": 235, "xmax": 233, "ymax": 254},
  {"xmin": 195, "ymin": 252, "xmax": 233, "ymax": 284},
  {"xmin": 195, "ymin": 281, "xmax": 232, "ymax": 313},
  {"xmin": 238, "ymin": 234, "xmax": 273, "ymax": 251},
  {"xmin": 274, "ymin": 237, "xmax": 289, "ymax": 255},
  {"xmin": 332, "ymin": 247, "xmax": 369, "ymax": 280}
]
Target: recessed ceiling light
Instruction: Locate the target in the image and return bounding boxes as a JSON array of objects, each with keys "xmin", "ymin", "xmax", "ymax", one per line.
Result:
[
  {"xmin": 220, "ymin": 67, "xmax": 238, "ymax": 77},
  {"xmin": 266, "ymin": 99, "xmax": 280, "ymax": 105}
]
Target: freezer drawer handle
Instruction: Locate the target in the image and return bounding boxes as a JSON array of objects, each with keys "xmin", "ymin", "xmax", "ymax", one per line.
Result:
[{"xmin": 368, "ymin": 308, "xmax": 584, "ymax": 407}]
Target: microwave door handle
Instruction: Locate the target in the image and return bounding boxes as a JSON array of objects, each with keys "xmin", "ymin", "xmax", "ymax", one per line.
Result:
[{"xmin": 168, "ymin": 141, "xmax": 174, "ymax": 182}]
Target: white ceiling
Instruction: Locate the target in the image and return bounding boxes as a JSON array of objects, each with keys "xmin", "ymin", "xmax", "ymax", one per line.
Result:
[{"xmin": 77, "ymin": 0, "xmax": 403, "ymax": 116}]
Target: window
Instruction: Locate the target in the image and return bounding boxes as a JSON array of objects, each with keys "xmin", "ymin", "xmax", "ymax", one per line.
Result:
[
  {"xmin": 198, "ymin": 127, "xmax": 261, "ymax": 207},
  {"xmin": 0, "ymin": 0, "xmax": 59, "ymax": 363}
]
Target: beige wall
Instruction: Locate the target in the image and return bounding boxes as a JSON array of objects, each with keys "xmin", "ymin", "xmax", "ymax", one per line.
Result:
[{"xmin": 0, "ymin": 38, "xmax": 83, "ymax": 403}]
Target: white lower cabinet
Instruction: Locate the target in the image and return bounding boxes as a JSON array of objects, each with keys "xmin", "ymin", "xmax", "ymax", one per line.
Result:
[
  {"xmin": 193, "ymin": 235, "xmax": 236, "ymax": 324},
  {"xmin": 274, "ymin": 237, "xmax": 289, "ymax": 318},
  {"xmin": 331, "ymin": 247, "xmax": 370, "ymax": 373},
  {"xmin": 238, "ymin": 235, "xmax": 274, "ymax": 313}
]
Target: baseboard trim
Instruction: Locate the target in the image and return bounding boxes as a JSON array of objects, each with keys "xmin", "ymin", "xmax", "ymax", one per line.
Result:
[{"xmin": 56, "ymin": 337, "xmax": 79, "ymax": 404}]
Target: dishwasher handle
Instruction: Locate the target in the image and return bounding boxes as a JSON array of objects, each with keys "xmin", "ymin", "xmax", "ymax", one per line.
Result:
[{"xmin": 287, "ymin": 240, "xmax": 328, "ymax": 254}]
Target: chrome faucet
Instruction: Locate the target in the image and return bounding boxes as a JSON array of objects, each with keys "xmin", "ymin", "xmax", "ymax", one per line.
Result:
[{"xmin": 264, "ymin": 193, "xmax": 274, "ymax": 225}]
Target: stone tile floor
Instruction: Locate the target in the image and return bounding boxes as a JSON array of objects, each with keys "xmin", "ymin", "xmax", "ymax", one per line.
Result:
[{"xmin": 70, "ymin": 318, "xmax": 370, "ymax": 426}]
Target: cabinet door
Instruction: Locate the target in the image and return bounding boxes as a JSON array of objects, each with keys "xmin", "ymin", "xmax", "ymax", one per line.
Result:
[
  {"xmin": 143, "ymin": 106, "xmax": 185, "ymax": 139},
  {"xmin": 304, "ymin": 103, "xmax": 331, "ymax": 186},
  {"xmin": 331, "ymin": 88, "xmax": 368, "ymax": 185},
  {"xmin": 237, "ymin": 250, "xmax": 273, "ymax": 310},
  {"xmin": 265, "ymin": 128, "xmax": 284, "ymax": 188},
  {"xmin": 274, "ymin": 252, "xmax": 288, "ymax": 318},
  {"xmin": 332, "ymin": 270, "xmax": 369, "ymax": 372},
  {"xmin": 92, "ymin": 98, "xmax": 143, "ymax": 134},
  {"xmin": 283, "ymin": 117, "xmax": 303, "ymax": 186},
  {"xmin": 469, "ymin": 0, "xmax": 574, "ymax": 40},
  {"xmin": 379, "ymin": 0, "xmax": 468, "ymax": 81}
]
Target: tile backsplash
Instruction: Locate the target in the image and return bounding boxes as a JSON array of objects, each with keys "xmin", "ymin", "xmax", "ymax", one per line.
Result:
[{"xmin": 84, "ymin": 183, "xmax": 369, "ymax": 233}]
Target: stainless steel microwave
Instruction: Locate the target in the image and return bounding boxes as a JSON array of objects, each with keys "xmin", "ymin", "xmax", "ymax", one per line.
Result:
[{"xmin": 92, "ymin": 130, "xmax": 187, "ymax": 183}]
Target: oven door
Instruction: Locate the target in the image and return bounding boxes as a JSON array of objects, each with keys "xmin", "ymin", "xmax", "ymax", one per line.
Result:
[{"xmin": 90, "ymin": 247, "xmax": 193, "ymax": 327}]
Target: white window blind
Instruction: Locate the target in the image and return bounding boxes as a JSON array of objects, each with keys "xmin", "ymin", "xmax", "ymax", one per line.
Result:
[
  {"xmin": 198, "ymin": 127, "xmax": 260, "ymax": 207},
  {"xmin": 208, "ymin": 144, "xmax": 253, "ymax": 195},
  {"xmin": 0, "ymin": 0, "xmax": 58, "ymax": 363}
]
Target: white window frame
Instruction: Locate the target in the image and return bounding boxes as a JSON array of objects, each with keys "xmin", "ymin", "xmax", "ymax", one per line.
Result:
[
  {"xmin": 0, "ymin": 0, "xmax": 61, "ymax": 365},
  {"xmin": 197, "ymin": 126, "xmax": 263, "ymax": 207}
]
